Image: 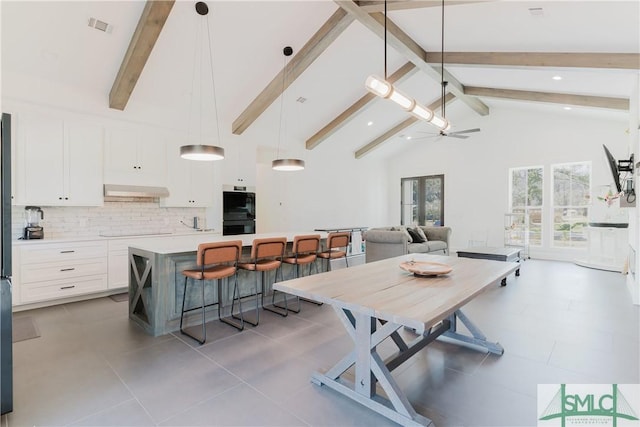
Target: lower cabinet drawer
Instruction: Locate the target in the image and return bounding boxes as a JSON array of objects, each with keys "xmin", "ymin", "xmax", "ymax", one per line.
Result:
[
  {"xmin": 21, "ymin": 259, "xmax": 107, "ymax": 283},
  {"xmin": 21, "ymin": 275, "xmax": 108, "ymax": 303},
  {"xmin": 21, "ymin": 241, "xmax": 108, "ymax": 264}
]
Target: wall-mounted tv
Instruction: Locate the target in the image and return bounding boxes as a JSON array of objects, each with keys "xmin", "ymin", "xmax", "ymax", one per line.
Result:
[{"xmin": 603, "ymin": 144, "xmax": 622, "ymax": 193}]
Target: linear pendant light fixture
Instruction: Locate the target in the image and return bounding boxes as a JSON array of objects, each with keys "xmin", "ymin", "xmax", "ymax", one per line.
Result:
[
  {"xmin": 364, "ymin": 1, "xmax": 450, "ymax": 132},
  {"xmin": 180, "ymin": 2, "xmax": 225, "ymax": 161},
  {"xmin": 272, "ymin": 46, "xmax": 305, "ymax": 172}
]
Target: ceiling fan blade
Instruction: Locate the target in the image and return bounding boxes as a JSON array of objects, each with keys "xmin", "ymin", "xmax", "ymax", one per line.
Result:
[
  {"xmin": 409, "ymin": 135, "xmax": 439, "ymax": 141},
  {"xmin": 447, "ymin": 134, "xmax": 470, "ymax": 139},
  {"xmin": 448, "ymin": 128, "xmax": 481, "ymax": 135}
]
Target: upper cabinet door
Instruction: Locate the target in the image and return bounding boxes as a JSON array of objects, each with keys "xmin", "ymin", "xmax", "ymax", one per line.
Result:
[
  {"xmin": 65, "ymin": 122, "xmax": 104, "ymax": 206},
  {"xmin": 20, "ymin": 113, "xmax": 65, "ymax": 205},
  {"xmin": 189, "ymin": 160, "xmax": 215, "ymax": 207},
  {"xmin": 136, "ymin": 134, "xmax": 166, "ymax": 187},
  {"xmin": 104, "ymin": 127, "xmax": 166, "ymax": 187},
  {"xmin": 103, "ymin": 128, "xmax": 140, "ymax": 185},
  {"xmin": 18, "ymin": 113, "xmax": 104, "ymax": 206}
]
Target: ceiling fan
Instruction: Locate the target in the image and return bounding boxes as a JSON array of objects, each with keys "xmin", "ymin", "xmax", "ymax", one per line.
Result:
[{"xmin": 414, "ymin": 0, "xmax": 480, "ymax": 141}]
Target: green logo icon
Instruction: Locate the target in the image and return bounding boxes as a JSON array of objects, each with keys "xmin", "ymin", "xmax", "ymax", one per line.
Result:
[{"xmin": 539, "ymin": 384, "xmax": 639, "ymax": 427}]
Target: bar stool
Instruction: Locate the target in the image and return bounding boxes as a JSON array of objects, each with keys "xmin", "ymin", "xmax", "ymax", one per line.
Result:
[
  {"xmin": 180, "ymin": 240, "xmax": 244, "ymax": 345},
  {"xmin": 280, "ymin": 234, "xmax": 321, "ymax": 313},
  {"xmin": 317, "ymin": 231, "xmax": 350, "ymax": 272},
  {"xmin": 235, "ymin": 237, "xmax": 287, "ymax": 326}
]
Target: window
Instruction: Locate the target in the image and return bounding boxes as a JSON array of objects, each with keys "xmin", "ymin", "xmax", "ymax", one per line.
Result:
[
  {"xmin": 401, "ymin": 175, "xmax": 444, "ymax": 226},
  {"xmin": 509, "ymin": 166, "xmax": 543, "ymax": 246},
  {"xmin": 552, "ymin": 162, "xmax": 591, "ymax": 248}
]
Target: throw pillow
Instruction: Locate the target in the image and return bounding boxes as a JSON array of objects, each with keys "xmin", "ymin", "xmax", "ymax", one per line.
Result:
[
  {"xmin": 400, "ymin": 226, "xmax": 413, "ymax": 243},
  {"xmin": 406, "ymin": 227, "xmax": 423, "ymax": 243},
  {"xmin": 414, "ymin": 226, "xmax": 428, "ymax": 242}
]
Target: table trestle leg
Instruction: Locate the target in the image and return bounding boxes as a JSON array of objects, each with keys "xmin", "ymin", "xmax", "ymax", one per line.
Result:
[
  {"xmin": 312, "ymin": 307, "xmax": 434, "ymax": 427},
  {"xmin": 441, "ymin": 309, "xmax": 504, "ymax": 355},
  {"xmin": 384, "ymin": 320, "xmax": 450, "ymax": 373}
]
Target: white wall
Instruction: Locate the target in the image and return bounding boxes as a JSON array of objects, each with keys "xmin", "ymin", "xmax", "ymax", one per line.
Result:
[
  {"xmin": 386, "ymin": 104, "xmax": 629, "ymax": 261},
  {"xmin": 255, "ymin": 143, "xmax": 388, "ymax": 233}
]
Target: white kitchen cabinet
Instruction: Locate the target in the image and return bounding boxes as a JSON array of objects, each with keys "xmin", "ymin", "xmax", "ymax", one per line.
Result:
[
  {"xmin": 104, "ymin": 127, "xmax": 166, "ymax": 187},
  {"xmin": 161, "ymin": 141, "xmax": 215, "ymax": 207},
  {"xmin": 65, "ymin": 123, "xmax": 104, "ymax": 205},
  {"xmin": 17, "ymin": 240, "xmax": 108, "ymax": 304},
  {"xmin": 18, "ymin": 113, "xmax": 103, "ymax": 206},
  {"xmin": 225, "ymin": 143, "xmax": 256, "ymax": 187},
  {"xmin": 107, "ymin": 238, "xmax": 148, "ymax": 289}
]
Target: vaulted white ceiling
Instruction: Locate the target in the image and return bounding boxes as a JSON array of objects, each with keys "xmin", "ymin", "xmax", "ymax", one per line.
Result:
[{"xmin": 1, "ymin": 0, "xmax": 638, "ymax": 160}]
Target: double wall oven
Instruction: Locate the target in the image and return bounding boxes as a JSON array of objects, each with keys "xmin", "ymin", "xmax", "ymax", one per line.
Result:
[{"xmin": 222, "ymin": 187, "xmax": 255, "ymax": 235}]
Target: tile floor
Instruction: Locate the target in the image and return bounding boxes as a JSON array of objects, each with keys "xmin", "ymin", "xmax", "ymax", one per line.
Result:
[{"xmin": 1, "ymin": 259, "xmax": 638, "ymax": 426}]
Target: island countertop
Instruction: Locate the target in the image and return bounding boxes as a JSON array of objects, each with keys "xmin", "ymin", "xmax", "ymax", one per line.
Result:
[{"xmin": 128, "ymin": 231, "xmax": 329, "ymax": 254}]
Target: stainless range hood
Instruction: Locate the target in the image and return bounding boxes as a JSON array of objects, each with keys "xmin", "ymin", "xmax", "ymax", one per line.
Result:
[{"xmin": 103, "ymin": 184, "xmax": 170, "ymax": 199}]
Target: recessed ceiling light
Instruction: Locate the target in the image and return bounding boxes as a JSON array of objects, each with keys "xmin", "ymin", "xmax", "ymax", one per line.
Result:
[
  {"xmin": 406, "ymin": 135, "xmax": 412, "ymax": 140},
  {"xmin": 563, "ymin": 106, "xmax": 572, "ymax": 110},
  {"xmin": 367, "ymin": 121, "xmax": 373, "ymax": 126},
  {"xmin": 552, "ymin": 75, "xmax": 563, "ymax": 81}
]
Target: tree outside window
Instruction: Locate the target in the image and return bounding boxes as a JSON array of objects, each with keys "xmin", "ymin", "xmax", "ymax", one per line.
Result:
[
  {"xmin": 509, "ymin": 166, "xmax": 543, "ymax": 246},
  {"xmin": 401, "ymin": 175, "xmax": 444, "ymax": 226},
  {"xmin": 552, "ymin": 162, "xmax": 591, "ymax": 248}
]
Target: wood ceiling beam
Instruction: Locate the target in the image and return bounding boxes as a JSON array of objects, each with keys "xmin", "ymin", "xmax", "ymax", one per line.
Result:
[
  {"xmin": 357, "ymin": 0, "xmax": 494, "ymax": 12},
  {"xmin": 231, "ymin": 8, "xmax": 354, "ymax": 135},
  {"xmin": 355, "ymin": 92, "xmax": 456, "ymax": 158},
  {"xmin": 464, "ymin": 86, "xmax": 630, "ymax": 110},
  {"xmin": 306, "ymin": 62, "xmax": 418, "ymax": 150},
  {"xmin": 426, "ymin": 52, "xmax": 640, "ymax": 70},
  {"xmin": 336, "ymin": 0, "xmax": 490, "ymax": 116},
  {"xmin": 109, "ymin": 0, "xmax": 175, "ymax": 111}
]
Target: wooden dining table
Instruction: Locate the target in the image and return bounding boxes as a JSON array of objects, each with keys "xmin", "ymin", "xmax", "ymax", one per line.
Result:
[{"xmin": 274, "ymin": 253, "xmax": 519, "ymax": 427}]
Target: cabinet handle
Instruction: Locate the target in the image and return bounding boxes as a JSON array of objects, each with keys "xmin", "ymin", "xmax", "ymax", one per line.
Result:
[
  {"xmin": 60, "ymin": 250, "xmax": 75, "ymax": 254},
  {"xmin": 60, "ymin": 285, "xmax": 75, "ymax": 290},
  {"xmin": 60, "ymin": 268, "xmax": 75, "ymax": 272}
]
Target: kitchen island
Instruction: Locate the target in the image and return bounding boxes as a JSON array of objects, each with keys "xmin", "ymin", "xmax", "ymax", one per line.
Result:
[{"xmin": 128, "ymin": 231, "xmax": 327, "ymax": 336}]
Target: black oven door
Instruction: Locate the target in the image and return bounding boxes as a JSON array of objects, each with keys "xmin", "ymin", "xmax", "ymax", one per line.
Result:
[{"xmin": 222, "ymin": 220, "xmax": 256, "ymax": 236}]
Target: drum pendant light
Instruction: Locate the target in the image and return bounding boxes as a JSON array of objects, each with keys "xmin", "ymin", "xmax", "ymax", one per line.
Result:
[
  {"xmin": 180, "ymin": 2, "xmax": 225, "ymax": 161},
  {"xmin": 272, "ymin": 46, "xmax": 305, "ymax": 172}
]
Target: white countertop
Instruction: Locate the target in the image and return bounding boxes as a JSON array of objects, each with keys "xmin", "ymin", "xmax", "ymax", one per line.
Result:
[
  {"xmin": 12, "ymin": 230, "xmax": 221, "ymax": 246},
  {"xmin": 129, "ymin": 231, "xmax": 328, "ymax": 254}
]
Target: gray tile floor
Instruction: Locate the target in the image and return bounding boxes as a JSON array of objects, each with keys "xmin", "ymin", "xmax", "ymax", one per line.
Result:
[{"xmin": 2, "ymin": 260, "xmax": 638, "ymax": 426}]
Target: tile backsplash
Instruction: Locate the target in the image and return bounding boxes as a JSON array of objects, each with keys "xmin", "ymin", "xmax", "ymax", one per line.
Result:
[{"xmin": 11, "ymin": 202, "xmax": 206, "ymax": 240}]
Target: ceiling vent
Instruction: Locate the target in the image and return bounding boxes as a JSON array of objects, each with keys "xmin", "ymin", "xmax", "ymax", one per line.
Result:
[
  {"xmin": 528, "ymin": 7, "xmax": 544, "ymax": 17},
  {"xmin": 88, "ymin": 18, "xmax": 111, "ymax": 33}
]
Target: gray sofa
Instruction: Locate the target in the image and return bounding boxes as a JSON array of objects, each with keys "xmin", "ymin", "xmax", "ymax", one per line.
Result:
[{"xmin": 363, "ymin": 226, "xmax": 452, "ymax": 263}]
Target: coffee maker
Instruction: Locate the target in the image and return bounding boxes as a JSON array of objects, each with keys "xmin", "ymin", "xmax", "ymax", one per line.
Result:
[{"xmin": 24, "ymin": 206, "xmax": 44, "ymax": 239}]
